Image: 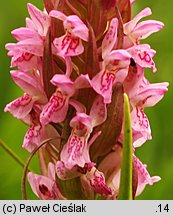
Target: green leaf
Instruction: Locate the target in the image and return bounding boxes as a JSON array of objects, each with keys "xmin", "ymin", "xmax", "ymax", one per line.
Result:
[
  {"xmin": 118, "ymin": 93, "xmax": 133, "ymax": 200},
  {"xmin": 0, "ymin": 139, "xmax": 33, "ymax": 172}
]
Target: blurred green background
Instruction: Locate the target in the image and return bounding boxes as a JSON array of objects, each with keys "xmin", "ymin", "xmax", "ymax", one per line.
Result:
[{"xmin": 0, "ymin": 0, "xmax": 172, "ymax": 199}]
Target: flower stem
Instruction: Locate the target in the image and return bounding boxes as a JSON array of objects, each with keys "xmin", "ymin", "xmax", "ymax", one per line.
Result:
[
  {"xmin": 0, "ymin": 139, "xmax": 32, "ymax": 172},
  {"xmin": 118, "ymin": 93, "xmax": 133, "ymax": 200}
]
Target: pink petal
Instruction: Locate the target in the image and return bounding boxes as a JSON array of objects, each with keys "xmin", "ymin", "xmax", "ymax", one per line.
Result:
[
  {"xmin": 50, "ymin": 11, "xmax": 88, "ymax": 41},
  {"xmin": 133, "ymin": 156, "xmax": 161, "ymax": 196},
  {"xmin": 10, "ymin": 70, "xmax": 46, "ymax": 102},
  {"xmin": 91, "ymin": 69, "xmax": 115, "ymax": 104},
  {"xmin": 28, "ymin": 170, "xmax": 64, "ymax": 200},
  {"xmin": 4, "ymin": 94, "xmax": 34, "ymax": 120},
  {"xmin": 51, "ymin": 74, "xmax": 75, "ymax": 95},
  {"xmin": 53, "ymin": 35, "xmax": 84, "ymax": 57},
  {"xmin": 90, "ymin": 96, "xmax": 107, "ymax": 127},
  {"xmin": 72, "ymin": 26, "xmax": 89, "ymax": 42},
  {"xmin": 49, "ymin": 10, "xmax": 67, "ymax": 21},
  {"xmin": 12, "ymin": 53, "xmax": 40, "ymax": 71},
  {"xmin": 124, "ymin": 7, "xmax": 152, "ymax": 35},
  {"xmin": 115, "ymin": 68, "xmax": 129, "ymax": 83},
  {"xmin": 132, "ymin": 20, "xmax": 164, "ymax": 41},
  {"xmin": 16, "ymin": 38, "xmax": 43, "ymax": 56},
  {"xmin": 27, "ymin": 3, "xmax": 50, "ymax": 36},
  {"xmin": 26, "ymin": 17, "xmax": 36, "ymax": 30},
  {"xmin": 104, "ymin": 49, "xmax": 131, "ymax": 64},
  {"xmin": 92, "ymin": 50, "xmax": 130, "ymax": 104},
  {"xmin": 124, "ymin": 65, "xmax": 144, "ymax": 98},
  {"xmin": 40, "ymin": 90, "xmax": 69, "ymax": 126},
  {"xmin": 6, "ymin": 43, "xmax": 41, "ymax": 71},
  {"xmin": 102, "ymin": 18, "xmax": 118, "ymax": 59},
  {"xmin": 131, "ymin": 106, "xmax": 152, "ymax": 147},
  {"xmin": 127, "ymin": 44, "xmax": 157, "ymax": 72},
  {"xmin": 22, "ymin": 125, "xmax": 43, "ymax": 152},
  {"xmin": 11, "ymin": 28, "xmax": 39, "ymax": 41},
  {"xmin": 131, "ymin": 130, "xmax": 147, "ymax": 147},
  {"xmin": 68, "ymin": 16, "xmax": 89, "ymax": 41},
  {"xmin": 70, "ymin": 112, "xmax": 93, "ymax": 134},
  {"xmin": 60, "ymin": 133, "xmax": 91, "ymax": 169},
  {"xmin": 5, "ymin": 43, "xmax": 16, "ymax": 51},
  {"xmin": 81, "ymin": 167, "xmax": 112, "ymax": 195},
  {"xmin": 134, "ymin": 82, "xmax": 169, "ymax": 108}
]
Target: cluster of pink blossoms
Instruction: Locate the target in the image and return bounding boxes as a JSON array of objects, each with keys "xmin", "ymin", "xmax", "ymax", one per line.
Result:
[{"xmin": 5, "ymin": 0, "xmax": 168, "ymax": 199}]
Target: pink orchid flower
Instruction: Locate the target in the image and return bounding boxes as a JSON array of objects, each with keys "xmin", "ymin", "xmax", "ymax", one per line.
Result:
[
  {"xmin": 60, "ymin": 96, "xmax": 106, "ymax": 169},
  {"xmin": 6, "ymin": 3, "xmax": 50, "ymax": 71},
  {"xmin": 91, "ymin": 49, "xmax": 131, "ymax": 104},
  {"xmin": 91, "ymin": 18, "xmax": 131, "ymax": 104},
  {"xmin": 131, "ymin": 80, "xmax": 168, "ymax": 147},
  {"xmin": 50, "ymin": 10, "xmax": 89, "ymax": 57},
  {"xmin": 124, "ymin": 7, "xmax": 164, "ymax": 44},
  {"xmin": 4, "ymin": 70, "xmax": 48, "ymax": 152},
  {"xmin": 40, "ymin": 73, "xmax": 91, "ymax": 126},
  {"xmin": 28, "ymin": 163, "xmax": 65, "ymax": 200},
  {"xmin": 4, "ymin": 70, "xmax": 47, "ymax": 120},
  {"xmin": 123, "ymin": 66, "xmax": 168, "ymax": 147},
  {"xmin": 40, "ymin": 74, "xmax": 75, "ymax": 126}
]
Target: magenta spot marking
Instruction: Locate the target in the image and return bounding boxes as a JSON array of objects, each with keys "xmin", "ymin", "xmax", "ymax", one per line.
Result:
[
  {"xmin": 138, "ymin": 51, "xmax": 151, "ymax": 63},
  {"xmin": 100, "ymin": 70, "xmax": 115, "ymax": 92}
]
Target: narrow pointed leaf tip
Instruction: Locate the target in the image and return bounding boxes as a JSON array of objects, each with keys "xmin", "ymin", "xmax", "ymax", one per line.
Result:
[{"xmin": 118, "ymin": 93, "xmax": 133, "ymax": 200}]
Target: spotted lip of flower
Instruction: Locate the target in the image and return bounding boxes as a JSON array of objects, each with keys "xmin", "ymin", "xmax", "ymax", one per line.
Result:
[
  {"xmin": 28, "ymin": 163, "xmax": 65, "ymax": 200},
  {"xmin": 40, "ymin": 74, "xmax": 77, "ymax": 126},
  {"xmin": 53, "ymin": 98, "xmax": 110, "ymax": 197},
  {"xmin": 59, "ymin": 95, "xmax": 107, "ymax": 170},
  {"xmin": 49, "ymin": 10, "xmax": 89, "ymax": 57},
  {"xmin": 5, "ymin": 3, "xmax": 50, "ymax": 71},
  {"xmin": 91, "ymin": 49, "xmax": 131, "ymax": 104},
  {"xmin": 127, "ymin": 44, "xmax": 157, "ymax": 72},
  {"xmin": 60, "ymin": 112, "xmax": 93, "ymax": 170}
]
